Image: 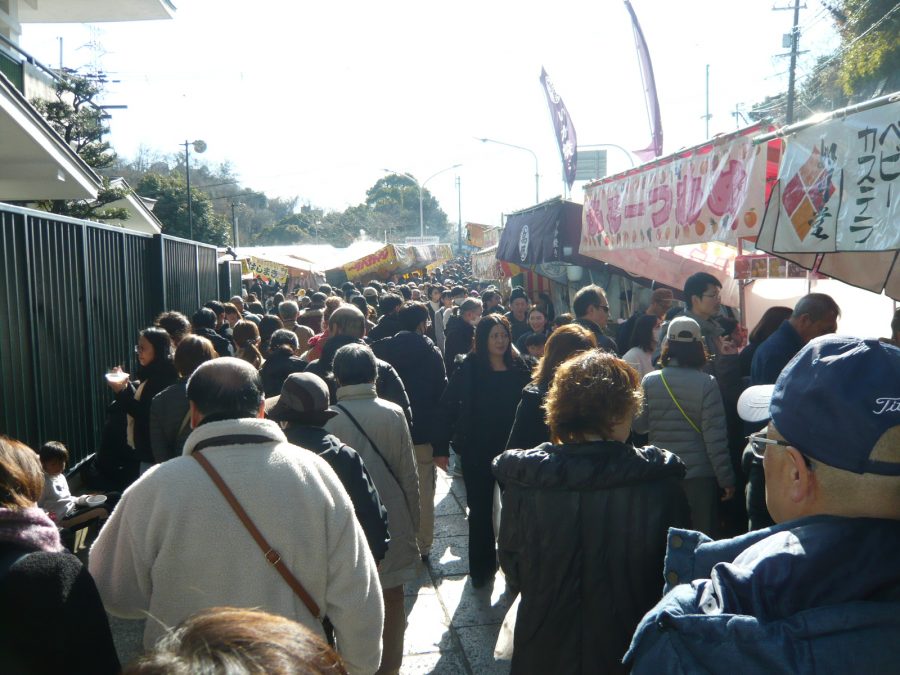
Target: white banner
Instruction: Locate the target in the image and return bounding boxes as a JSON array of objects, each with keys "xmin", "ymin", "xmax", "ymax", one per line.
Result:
[
  {"xmin": 581, "ymin": 128, "xmax": 770, "ymax": 252},
  {"xmin": 762, "ymin": 100, "xmax": 900, "ymax": 254}
]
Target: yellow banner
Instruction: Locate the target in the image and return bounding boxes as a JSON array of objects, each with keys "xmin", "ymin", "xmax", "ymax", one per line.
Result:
[
  {"xmin": 242, "ymin": 256, "xmax": 289, "ymax": 284},
  {"xmin": 343, "ymin": 245, "xmax": 397, "ymax": 280}
]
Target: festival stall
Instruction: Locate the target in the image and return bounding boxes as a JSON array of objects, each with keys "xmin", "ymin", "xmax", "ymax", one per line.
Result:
[
  {"xmin": 337, "ymin": 242, "xmax": 454, "ymax": 284},
  {"xmin": 753, "ymin": 92, "xmax": 900, "ymax": 301},
  {"xmin": 579, "ymin": 122, "xmax": 782, "ymax": 311},
  {"xmin": 234, "ymin": 241, "xmax": 383, "ymax": 289}
]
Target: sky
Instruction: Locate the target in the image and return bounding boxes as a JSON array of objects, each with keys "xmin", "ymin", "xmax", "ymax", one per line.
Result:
[{"xmin": 19, "ymin": 0, "xmax": 840, "ymax": 232}]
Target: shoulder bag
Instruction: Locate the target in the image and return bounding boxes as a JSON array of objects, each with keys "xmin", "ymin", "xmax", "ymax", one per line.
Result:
[{"xmin": 659, "ymin": 371, "xmax": 702, "ymax": 435}]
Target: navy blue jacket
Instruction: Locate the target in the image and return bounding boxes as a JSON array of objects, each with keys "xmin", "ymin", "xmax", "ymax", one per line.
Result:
[
  {"xmin": 750, "ymin": 319, "xmax": 804, "ymax": 385},
  {"xmin": 626, "ymin": 515, "xmax": 900, "ymax": 674}
]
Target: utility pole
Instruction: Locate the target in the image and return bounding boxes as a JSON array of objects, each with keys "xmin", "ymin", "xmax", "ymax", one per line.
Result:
[
  {"xmin": 703, "ymin": 64, "xmax": 712, "ymax": 139},
  {"xmin": 775, "ymin": 0, "xmax": 804, "ymax": 124},
  {"xmin": 456, "ymin": 175, "xmax": 462, "ymax": 253},
  {"xmin": 231, "ymin": 202, "xmax": 240, "ymax": 246}
]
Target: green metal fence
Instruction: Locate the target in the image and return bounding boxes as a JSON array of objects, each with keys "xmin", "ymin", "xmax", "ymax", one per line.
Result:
[{"xmin": 0, "ymin": 203, "xmax": 228, "ymax": 462}]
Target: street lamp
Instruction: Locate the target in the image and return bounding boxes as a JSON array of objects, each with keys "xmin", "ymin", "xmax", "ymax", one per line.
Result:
[
  {"xmin": 478, "ymin": 137, "xmax": 539, "ymax": 204},
  {"xmin": 577, "ymin": 143, "xmax": 637, "ymax": 169},
  {"xmin": 182, "ymin": 139, "xmax": 207, "ymax": 241},
  {"xmin": 383, "ymin": 163, "xmax": 462, "ymax": 238}
]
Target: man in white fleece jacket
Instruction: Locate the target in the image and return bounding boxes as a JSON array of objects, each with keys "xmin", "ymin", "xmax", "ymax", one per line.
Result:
[{"xmin": 89, "ymin": 358, "xmax": 384, "ymax": 675}]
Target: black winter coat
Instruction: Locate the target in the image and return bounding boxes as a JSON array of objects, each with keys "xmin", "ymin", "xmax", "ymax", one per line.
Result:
[
  {"xmin": 0, "ymin": 545, "xmax": 120, "ymax": 675},
  {"xmin": 259, "ymin": 348, "xmax": 307, "ymax": 397},
  {"xmin": 505, "ymin": 383, "xmax": 549, "ymax": 451},
  {"xmin": 371, "ymin": 331, "xmax": 447, "ymax": 445},
  {"xmin": 431, "ymin": 353, "xmax": 531, "ymax": 458},
  {"xmin": 117, "ymin": 361, "xmax": 179, "ymax": 463},
  {"xmin": 366, "ymin": 314, "xmax": 402, "ymax": 343},
  {"xmin": 492, "ymin": 441, "xmax": 690, "ymax": 675},
  {"xmin": 193, "ymin": 326, "xmax": 234, "ymax": 357},
  {"xmin": 443, "ymin": 314, "xmax": 474, "ymax": 374},
  {"xmin": 149, "ymin": 380, "xmax": 190, "ymax": 464},
  {"xmin": 306, "ymin": 335, "xmax": 413, "ymax": 428},
  {"xmin": 283, "ymin": 425, "xmax": 390, "ymax": 562}
]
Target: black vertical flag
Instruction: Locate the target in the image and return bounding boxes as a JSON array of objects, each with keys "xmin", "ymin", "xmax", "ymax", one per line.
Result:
[{"xmin": 540, "ymin": 67, "xmax": 578, "ymax": 189}]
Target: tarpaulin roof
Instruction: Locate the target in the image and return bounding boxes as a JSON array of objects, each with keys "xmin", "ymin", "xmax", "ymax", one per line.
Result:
[{"xmin": 497, "ymin": 197, "xmax": 583, "ymax": 266}]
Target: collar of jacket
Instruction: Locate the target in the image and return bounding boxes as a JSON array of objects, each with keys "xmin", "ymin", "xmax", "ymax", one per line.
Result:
[
  {"xmin": 684, "ymin": 309, "xmax": 724, "ymax": 339},
  {"xmin": 335, "ymin": 383, "xmax": 377, "ymax": 401},
  {"xmin": 181, "ymin": 418, "xmax": 287, "ymax": 456},
  {"xmin": 493, "ymin": 440, "xmax": 686, "ymax": 491}
]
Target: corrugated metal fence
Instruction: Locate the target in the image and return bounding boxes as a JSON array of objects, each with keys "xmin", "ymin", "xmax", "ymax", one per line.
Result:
[{"xmin": 0, "ymin": 203, "xmax": 232, "ymax": 462}]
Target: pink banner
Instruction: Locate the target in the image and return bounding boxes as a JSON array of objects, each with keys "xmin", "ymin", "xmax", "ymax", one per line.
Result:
[{"xmin": 581, "ymin": 128, "xmax": 769, "ymax": 252}]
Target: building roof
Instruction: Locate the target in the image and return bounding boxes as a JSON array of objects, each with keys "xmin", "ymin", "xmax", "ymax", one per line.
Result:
[{"xmin": 17, "ymin": 0, "xmax": 175, "ymax": 23}]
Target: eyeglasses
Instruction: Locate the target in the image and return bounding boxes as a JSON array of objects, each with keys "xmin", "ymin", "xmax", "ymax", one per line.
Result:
[
  {"xmin": 747, "ymin": 432, "xmax": 792, "ymax": 460},
  {"xmin": 598, "ymin": 305, "xmax": 610, "ymax": 313}
]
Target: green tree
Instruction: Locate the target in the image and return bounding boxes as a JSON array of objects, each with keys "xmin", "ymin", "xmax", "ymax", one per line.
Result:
[
  {"xmin": 30, "ymin": 70, "xmax": 128, "ymax": 220},
  {"xmin": 824, "ymin": 0, "xmax": 900, "ymax": 95},
  {"xmin": 136, "ymin": 172, "xmax": 231, "ymax": 245},
  {"xmin": 366, "ymin": 174, "xmax": 450, "ymax": 240}
]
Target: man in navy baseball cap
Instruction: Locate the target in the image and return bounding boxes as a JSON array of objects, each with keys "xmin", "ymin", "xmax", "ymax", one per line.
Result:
[{"xmin": 626, "ymin": 336, "xmax": 900, "ymax": 673}]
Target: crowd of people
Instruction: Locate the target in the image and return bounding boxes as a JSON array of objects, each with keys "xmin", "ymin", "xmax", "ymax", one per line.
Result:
[{"xmin": 1, "ymin": 260, "xmax": 899, "ymax": 674}]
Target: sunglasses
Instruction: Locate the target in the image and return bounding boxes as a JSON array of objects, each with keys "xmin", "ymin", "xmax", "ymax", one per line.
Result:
[{"xmin": 747, "ymin": 432, "xmax": 792, "ymax": 460}]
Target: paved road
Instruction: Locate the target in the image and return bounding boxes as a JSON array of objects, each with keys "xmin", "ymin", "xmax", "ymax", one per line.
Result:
[{"xmin": 107, "ymin": 468, "xmax": 514, "ymax": 674}]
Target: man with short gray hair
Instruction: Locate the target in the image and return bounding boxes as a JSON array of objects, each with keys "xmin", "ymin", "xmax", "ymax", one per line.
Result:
[{"xmin": 89, "ymin": 358, "xmax": 384, "ymax": 674}]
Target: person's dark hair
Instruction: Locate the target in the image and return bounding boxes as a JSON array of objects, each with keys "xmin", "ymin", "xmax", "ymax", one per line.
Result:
[
  {"xmin": 630, "ymin": 314, "xmax": 659, "ymax": 352},
  {"xmin": 474, "ymin": 314, "xmax": 516, "ymax": 370},
  {"xmin": 683, "ymin": 272, "xmax": 721, "ymax": 307},
  {"xmin": 552, "ymin": 312, "xmax": 575, "ymax": 329},
  {"xmin": 0, "ymin": 437, "xmax": 44, "ymax": 510},
  {"xmin": 377, "ymin": 293, "xmax": 403, "ymax": 316},
  {"xmin": 259, "ymin": 315, "xmax": 284, "ymax": 344},
  {"xmin": 248, "ymin": 301, "xmax": 266, "ymax": 315},
  {"xmin": 533, "ymin": 323, "xmax": 597, "ymax": 388},
  {"xmin": 792, "ymin": 293, "xmax": 841, "ymax": 322},
  {"xmin": 333, "ymin": 343, "xmax": 377, "ymax": 386},
  {"xmin": 748, "ymin": 306, "xmax": 793, "ymax": 344},
  {"xmin": 481, "ymin": 289, "xmax": 499, "ymax": 305},
  {"xmin": 187, "ymin": 358, "xmax": 265, "ymax": 423},
  {"xmin": 451, "ymin": 286, "xmax": 467, "ymax": 299},
  {"xmin": 223, "ymin": 302, "xmax": 240, "ymax": 318},
  {"xmin": 272, "ymin": 292, "xmax": 285, "ymax": 306},
  {"xmin": 440, "ymin": 289, "xmax": 452, "ymax": 302},
  {"xmin": 545, "ymin": 350, "xmax": 643, "ymax": 444},
  {"xmin": 174, "ymin": 335, "xmax": 218, "ymax": 378},
  {"xmin": 269, "ymin": 329, "xmax": 300, "ymax": 353},
  {"xmin": 155, "ymin": 311, "xmax": 191, "ymax": 345},
  {"xmin": 660, "ymin": 339, "xmax": 708, "ymax": 368},
  {"xmin": 204, "ymin": 300, "xmax": 225, "ymax": 317},
  {"xmin": 232, "ymin": 321, "xmax": 263, "ymax": 370},
  {"xmin": 318, "ymin": 284, "xmax": 333, "ymax": 295},
  {"xmin": 38, "ymin": 440, "xmax": 69, "ymax": 466},
  {"xmin": 192, "ymin": 308, "xmax": 217, "ymax": 331},
  {"xmin": 572, "ymin": 285, "xmax": 607, "ymax": 318},
  {"xmin": 350, "ymin": 295, "xmax": 370, "ymax": 318},
  {"xmin": 398, "ymin": 302, "xmax": 429, "ymax": 332},
  {"xmin": 398, "ymin": 286, "xmax": 412, "ymax": 301},
  {"xmin": 139, "ymin": 327, "xmax": 175, "ymax": 379},
  {"xmin": 524, "ymin": 332, "xmax": 546, "ymax": 348}
]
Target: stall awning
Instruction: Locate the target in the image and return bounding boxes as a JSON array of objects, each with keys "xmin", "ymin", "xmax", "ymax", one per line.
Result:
[
  {"xmin": 497, "ymin": 197, "xmax": 584, "ymax": 266},
  {"xmin": 754, "ymin": 92, "xmax": 900, "ymax": 300},
  {"xmin": 343, "ymin": 243, "xmax": 454, "ymax": 281}
]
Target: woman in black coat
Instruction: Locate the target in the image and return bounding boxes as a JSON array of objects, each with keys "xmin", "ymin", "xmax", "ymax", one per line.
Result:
[
  {"xmin": 0, "ymin": 437, "xmax": 119, "ymax": 675},
  {"xmin": 432, "ymin": 315, "xmax": 530, "ymax": 587},
  {"xmin": 107, "ymin": 327, "xmax": 178, "ymax": 474},
  {"xmin": 493, "ymin": 350, "xmax": 690, "ymax": 674},
  {"xmin": 506, "ymin": 323, "xmax": 597, "ymax": 452}
]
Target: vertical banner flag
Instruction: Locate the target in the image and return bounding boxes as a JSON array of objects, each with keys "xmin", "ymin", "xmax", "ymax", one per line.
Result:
[
  {"xmin": 540, "ymin": 67, "xmax": 578, "ymax": 188},
  {"xmin": 624, "ymin": 0, "xmax": 663, "ymax": 161}
]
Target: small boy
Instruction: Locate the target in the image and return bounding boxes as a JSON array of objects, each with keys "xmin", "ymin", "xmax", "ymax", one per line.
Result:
[
  {"xmin": 38, "ymin": 441, "xmax": 108, "ymax": 526},
  {"xmin": 524, "ymin": 332, "xmax": 547, "ymax": 358}
]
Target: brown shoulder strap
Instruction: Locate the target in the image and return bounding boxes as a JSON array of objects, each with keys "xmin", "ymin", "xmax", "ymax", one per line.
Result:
[{"xmin": 193, "ymin": 450, "xmax": 322, "ymax": 619}]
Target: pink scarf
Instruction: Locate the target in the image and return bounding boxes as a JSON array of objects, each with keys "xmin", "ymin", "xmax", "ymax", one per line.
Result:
[{"xmin": 0, "ymin": 507, "xmax": 63, "ymax": 552}]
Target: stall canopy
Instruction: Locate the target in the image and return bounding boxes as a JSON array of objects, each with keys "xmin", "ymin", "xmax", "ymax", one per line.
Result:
[
  {"xmin": 754, "ymin": 92, "xmax": 900, "ymax": 300},
  {"xmin": 497, "ymin": 197, "xmax": 584, "ymax": 267},
  {"xmin": 472, "ymin": 244, "xmax": 502, "ymax": 280},
  {"xmin": 234, "ymin": 241, "xmax": 383, "ymax": 286},
  {"xmin": 342, "ymin": 243, "xmax": 454, "ymax": 281}
]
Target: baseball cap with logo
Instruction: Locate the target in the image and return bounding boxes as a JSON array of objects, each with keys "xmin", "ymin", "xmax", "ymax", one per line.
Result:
[
  {"xmin": 765, "ymin": 336, "xmax": 900, "ymax": 475},
  {"xmin": 667, "ymin": 316, "xmax": 702, "ymax": 343},
  {"xmin": 266, "ymin": 372, "xmax": 337, "ymax": 425}
]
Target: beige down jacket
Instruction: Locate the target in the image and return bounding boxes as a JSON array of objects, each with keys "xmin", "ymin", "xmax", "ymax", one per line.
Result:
[
  {"xmin": 326, "ymin": 383, "xmax": 421, "ymax": 590},
  {"xmin": 633, "ymin": 364, "xmax": 735, "ymax": 488}
]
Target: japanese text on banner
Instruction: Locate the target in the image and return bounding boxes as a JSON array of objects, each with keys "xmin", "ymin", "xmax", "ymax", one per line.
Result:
[{"xmin": 580, "ymin": 133, "xmax": 767, "ymax": 252}]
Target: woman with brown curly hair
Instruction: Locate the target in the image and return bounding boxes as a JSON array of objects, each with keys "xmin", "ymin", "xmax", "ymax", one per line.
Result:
[{"xmin": 493, "ymin": 351, "xmax": 690, "ymax": 674}]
